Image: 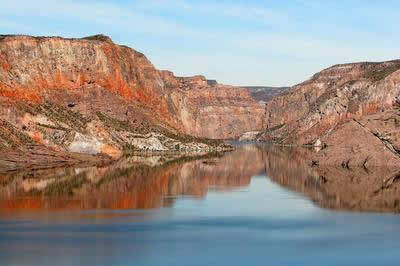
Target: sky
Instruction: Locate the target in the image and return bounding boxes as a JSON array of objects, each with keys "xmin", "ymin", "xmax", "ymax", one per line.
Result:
[{"xmin": 1, "ymin": 0, "xmax": 399, "ymax": 86}]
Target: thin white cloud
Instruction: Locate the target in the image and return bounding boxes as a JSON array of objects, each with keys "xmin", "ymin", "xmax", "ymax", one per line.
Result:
[
  {"xmin": 232, "ymin": 32, "xmax": 400, "ymax": 60},
  {"xmin": 136, "ymin": 0, "xmax": 289, "ymax": 25},
  {"xmin": 0, "ymin": 0, "xmax": 193, "ymax": 35}
]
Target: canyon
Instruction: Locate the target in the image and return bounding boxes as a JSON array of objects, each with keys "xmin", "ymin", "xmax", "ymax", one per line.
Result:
[
  {"xmin": 1, "ymin": 34, "xmax": 400, "ymax": 171},
  {"xmin": 0, "ymin": 34, "xmax": 266, "ymax": 169}
]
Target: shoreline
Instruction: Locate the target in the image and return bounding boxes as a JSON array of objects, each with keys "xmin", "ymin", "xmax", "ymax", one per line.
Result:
[{"xmin": 0, "ymin": 144, "xmax": 234, "ymax": 173}]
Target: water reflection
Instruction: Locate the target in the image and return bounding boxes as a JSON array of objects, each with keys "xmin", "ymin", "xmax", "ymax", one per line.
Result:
[
  {"xmin": 0, "ymin": 146, "xmax": 263, "ymax": 213},
  {"xmin": 0, "ymin": 144, "xmax": 399, "ymax": 213},
  {"xmin": 262, "ymin": 146, "xmax": 400, "ymax": 213},
  {"xmin": 2, "ymin": 145, "xmax": 400, "ymax": 266}
]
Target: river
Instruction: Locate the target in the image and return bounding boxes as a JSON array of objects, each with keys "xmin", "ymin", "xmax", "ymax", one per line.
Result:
[{"xmin": 0, "ymin": 144, "xmax": 399, "ymax": 266}]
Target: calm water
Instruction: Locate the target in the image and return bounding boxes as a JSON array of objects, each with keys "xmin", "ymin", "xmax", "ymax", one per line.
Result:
[{"xmin": 0, "ymin": 145, "xmax": 399, "ymax": 266}]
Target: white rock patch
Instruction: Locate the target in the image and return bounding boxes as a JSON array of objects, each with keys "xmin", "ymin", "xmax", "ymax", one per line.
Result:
[{"xmin": 68, "ymin": 133, "xmax": 102, "ymax": 154}]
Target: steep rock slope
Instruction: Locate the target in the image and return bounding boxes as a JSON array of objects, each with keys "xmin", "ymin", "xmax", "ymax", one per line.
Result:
[
  {"xmin": 160, "ymin": 71, "xmax": 265, "ymax": 139},
  {"xmin": 259, "ymin": 60, "xmax": 400, "ymax": 166},
  {"xmin": 0, "ymin": 34, "xmax": 263, "ymax": 159}
]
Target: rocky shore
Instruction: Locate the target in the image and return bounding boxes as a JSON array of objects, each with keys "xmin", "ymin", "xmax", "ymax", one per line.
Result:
[
  {"xmin": 240, "ymin": 60, "xmax": 400, "ymax": 168},
  {"xmin": 0, "ymin": 145, "xmax": 113, "ymax": 173}
]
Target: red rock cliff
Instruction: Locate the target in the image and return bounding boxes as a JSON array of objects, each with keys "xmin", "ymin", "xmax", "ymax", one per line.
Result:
[{"xmin": 0, "ymin": 34, "xmax": 264, "ymax": 143}]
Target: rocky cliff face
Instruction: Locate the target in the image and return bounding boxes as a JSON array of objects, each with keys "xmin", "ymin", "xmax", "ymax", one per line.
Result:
[
  {"xmin": 243, "ymin": 86, "xmax": 289, "ymax": 102},
  {"xmin": 0, "ymin": 34, "xmax": 263, "ymax": 159},
  {"xmin": 4, "ymin": 34, "xmax": 396, "ymax": 168},
  {"xmin": 160, "ymin": 71, "xmax": 265, "ymax": 139},
  {"xmin": 258, "ymin": 60, "xmax": 400, "ymax": 166}
]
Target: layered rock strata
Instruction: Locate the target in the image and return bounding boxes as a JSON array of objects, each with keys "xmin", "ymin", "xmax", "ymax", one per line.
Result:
[
  {"xmin": 254, "ymin": 60, "xmax": 400, "ymax": 167},
  {"xmin": 0, "ymin": 34, "xmax": 265, "ymax": 162}
]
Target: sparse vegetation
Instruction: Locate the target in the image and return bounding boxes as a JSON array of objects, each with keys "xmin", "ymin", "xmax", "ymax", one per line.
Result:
[
  {"xmin": 0, "ymin": 120, "xmax": 35, "ymax": 147},
  {"xmin": 36, "ymin": 123, "xmax": 69, "ymax": 131},
  {"xmin": 96, "ymin": 111, "xmax": 133, "ymax": 132},
  {"xmin": 365, "ymin": 63, "xmax": 400, "ymax": 82},
  {"xmin": 82, "ymin": 34, "xmax": 112, "ymax": 42},
  {"xmin": 23, "ymin": 102, "xmax": 91, "ymax": 133},
  {"xmin": 345, "ymin": 80, "xmax": 357, "ymax": 86}
]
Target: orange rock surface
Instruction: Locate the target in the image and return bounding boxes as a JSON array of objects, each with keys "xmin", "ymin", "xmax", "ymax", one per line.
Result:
[{"xmin": 0, "ymin": 34, "xmax": 264, "ymax": 144}]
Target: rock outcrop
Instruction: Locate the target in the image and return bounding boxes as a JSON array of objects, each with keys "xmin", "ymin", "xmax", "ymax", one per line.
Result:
[
  {"xmin": 257, "ymin": 60, "xmax": 400, "ymax": 166},
  {"xmin": 0, "ymin": 34, "xmax": 265, "ymax": 161}
]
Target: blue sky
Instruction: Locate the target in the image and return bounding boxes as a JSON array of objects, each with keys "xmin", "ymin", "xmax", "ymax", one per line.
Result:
[{"xmin": 1, "ymin": 0, "xmax": 399, "ymax": 86}]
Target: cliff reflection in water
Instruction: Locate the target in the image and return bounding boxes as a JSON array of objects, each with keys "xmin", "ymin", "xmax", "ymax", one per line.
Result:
[
  {"xmin": 0, "ymin": 144, "xmax": 399, "ymax": 213},
  {"xmin": 262, "ymin": 146, "xmax": 400, "ymax": 213},
  {"xmin": 0, "ymin": 146, "xmax": 265, "ymax": 212}
]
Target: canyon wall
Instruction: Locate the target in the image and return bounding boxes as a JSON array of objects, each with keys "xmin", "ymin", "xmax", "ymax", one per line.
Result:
[
  {"xmin": 0, "ymin": 34, "xmax": 264, "ymax": 158},
  {"xmin": 3, "ymin": 34, "xmax": 397, "ymax": 168},
  {"xmin": 258, "ymin": 60, "xmax": 400, "ymax": 166},
  {"xmin": 159, "ymin": 71, "xmax": 265, "ymax": 139}
]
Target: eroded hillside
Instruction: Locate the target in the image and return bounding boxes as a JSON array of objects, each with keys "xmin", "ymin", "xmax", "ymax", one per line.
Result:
[
  {"xmin": 257, "ymin": 60, "xmax": 400, "ymax": 166},
  {"xmin": 0, "ymin": 34, "xmax": 266, "ymax": 164}
]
